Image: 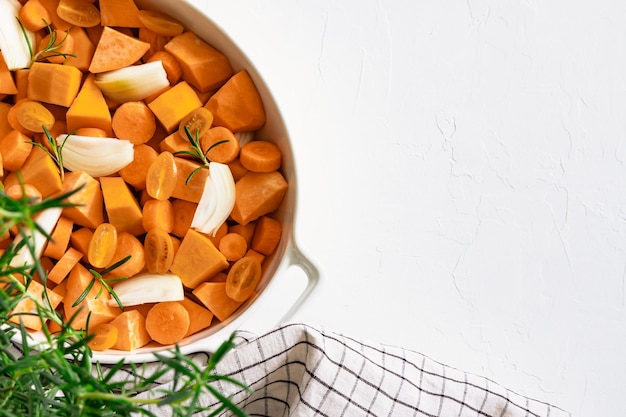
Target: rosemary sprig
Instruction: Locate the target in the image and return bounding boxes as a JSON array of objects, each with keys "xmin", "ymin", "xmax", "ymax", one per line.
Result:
[
  {"xmin": 72, "ymin": 255, "xmax": 131, "ymax": 310},
  {"xmin": 174, "ymin": 126, "xmax": 229, "ymax": 184},
  {"xmin": 29, "ymin": 127, "xmax": 69, "ymax": 181},
  {"xmin": 17, "ymin": 17, "xmax": 76, "ymax": 64},
  {"xmin": 0, "ymin": 183, "xmax": 251, "ymax": 416}
]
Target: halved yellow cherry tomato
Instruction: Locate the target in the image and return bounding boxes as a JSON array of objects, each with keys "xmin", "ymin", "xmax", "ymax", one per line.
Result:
[
  {"xmin": 137, "ymin": 10, "xmax": 185, "ymax": 37},
  {"xmin": 57, "ymin": 0, "xmax": 101, "ymax": 27},
  {"xmin": 144, "ymin": 227, "xmax": 175, "ymax": 274},
  {"xmin": 87, "ymin": 323, "xmax": 118, "ymax": 351},
  {"xmin": 88, "ymin": 223, "xmax": 118, "ymax": 268},
  {"xmin": 225, "ymin": 256, "xmax": 262, "ymax": 302},
  {"xmin": 14, "ymin": 100, "xmax": 55, "ymax": 133},
  {"xmin": 178, "ymin": 107, "xmax": 214, "ymax": 142},
  {"xmin": 146, "ymin": 151, "xmax": 178, "ymax": 200}
]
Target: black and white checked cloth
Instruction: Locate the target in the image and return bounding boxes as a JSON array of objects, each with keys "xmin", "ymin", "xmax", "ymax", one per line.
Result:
[{"xmin": 138, "ymin": 323, "xmax": 572, "ymax": 417}]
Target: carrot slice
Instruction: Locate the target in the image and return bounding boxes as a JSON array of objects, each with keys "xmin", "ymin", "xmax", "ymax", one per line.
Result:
[
  {"xmin": 145, "ymin": 301, "xmax": 190, "ymax": 345},
  {"xmin": 142, "ymin": 199, "xmax": 174, "ymax": 233},
  {"xmin": 88, "ymin": 223, "xmax": 118, "ymax": 268},
  {"xmin": 112, "ymin": 101, "xmax": 156, "ymax": 145},
  {"xmin": 146, "ymin": 150, "xmax": 178, "ymax": 200},
  {"xmin": 225, "ymin": 256, "xmax": 262, "ymax": 302},
  {"xmin": 118, "ymin": 144, "xmax": 158, "ymax": 190},
  {"xmin": 87, "ymin": 323, "xmax": 118, "ymax": 351},
  {"xmin": 239, "ymin": 140, "xmax": 282, "ymax": 173},
  {"xmin": 250, "ymin": 216, "xmax": 282, "ymax": 256},
  {"xmin": 143, "ymin": 227, "xmax": 174, "ymax": 274},
  {"xmin": 218, "ymin": 233, "xmax": 247, "ymax": 262},
  {"xmin": 202, "ymin": 126, "xmax": 240, "ymax": 164}
]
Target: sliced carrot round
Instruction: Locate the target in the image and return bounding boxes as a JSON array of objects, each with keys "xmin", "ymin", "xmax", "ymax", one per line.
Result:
[
  {"xmin": 144, "ymin": 227, "xmax": 175, "ymax": 274},
  {"xmin": 146, "ymin": 151, "xmax": 178, "ymax": 200},
  {"xmin": 179, "ymin": 107, "xmax": 213, "ymax": 143},
  {"xmin": 225, "ymin": 256, "xmax": 262, "ymax": 302},
  {"xmin": 88, "ymin": 223, "xmax": 118, "ymax": 268},
  {"xmin": 202, "ymin": 126, "xmax": 240, "ymax": 164},
  {"xmin": 74, "ymin": 127, "xmax": 108, "ymax": 138},
  {"xmin": 239, "ymin": 140, "xmax": 282, "ymax": 172},
  {"xmin": 88, "ymin": 323, "xmax": 118, "ymax": 351},
  {"xmin": 14, "ymin": 100, "xmax": 55, "ymax": 133},
  {"xmin": 145, "ymin": 302, "xmax": 190, "ymax": 345},
  {"xmin": 219, "ymin": 233, "xmax": 247, "ymax": 262},
  {"xmin": 112, "ymin": 101, "xmax": 156, "ymax": 145},
  {"xmin": 137, "ymin": 10, "xmax": 184, "ymax": 36}
]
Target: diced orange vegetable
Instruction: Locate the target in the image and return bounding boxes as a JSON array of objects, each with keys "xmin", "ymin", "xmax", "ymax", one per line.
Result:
[
  {"xmin": 112, "ymin": 101, "xmax": 156, "ymax": 145},
  {"xmin": 118, "ymin": 144, "xmax": 158, "ymax": 190},
  {"xmin": 99, "ymin": 0, "xmax": 142, "ymax": 27},
  {"xmin": 206, "ymin": 221, "xmax": 227, "ymax": 248},
  {"xmin": 18, "ymin": 0, "xmax": 52, "ymax": 31},
  {"xmin": 64, "ymin": 263, "xmax": 121, "ymax": 330},
  {"xmin": 229, "ymin": 222, "xmax": 256, "ymax": 246},
  {"xmin": 66, "ymin": 73, "xmax": 112, "ymax": 135},
  {"xmin": 251, "ymin": 216, "xmax": 282, "ymax": 256},
  {"xmin": 110, "ymin": 309, "xmax": 152, "ymax": 351},
  {"xmin": 148, "ymin": 81, "xmax": 202, "ymax": 132},
  {"xmin": 100, "ymin": 176, "xmax": 144, "ymax": 235},
  {"xmin": 171, "ymin": 198, "xmax": 196, "ymax": 238},
  {"xmin": 70, "ymin": 227, "xmax": 93, "ymax": 258},
  {"xmin": 244, "ymin": 249, "xmax": 265, "ymax": 266},
  {"xmin": 0, "ymin": 54, "xmax": 18, "ymax": 95},
  {"xmin": 218, "ymin": 232, "xmax": 247, "ymax": 262},
  {"xmin": 47, "ymin": 247, "xmax": 83, "ymax": 284},
  {"xmin": 170, "ymin": 229, "xmax": 228, "ymax": 288},
  {"xmin": 192, "ymin": 282, "xmax": 243, "ymax": 322},
  {"xmin": 142, "ymin": 198, "xmax": 174, "ymax": 233},
  {"xmin": 159, "ymin": 131, "xmax": 192, "ymax": 155},
  {"xmin": 105, "ymin": 232, "xmax": 145, "ymax": 279},
  {"xmin": 178, "ymin": 297, "xmax": 214, "ymax": 337},
  {"xmin": 87, "ymin": 322, "xmax": 118, "ymax": 351},
  {"xmin": 3, "ymin": 147, "xmax": 62, "ymax": 198},
  {"xmin": 143, "ymin": 227, "xmax": 174, "ymax": 274},
  {"xmin": 9, "ymin": 280, "xmax": 63, "ymax": 331},
  {"xmin": 239, "ymin": 141, "xmax": 282, "ymax": 173},
  {"xmin": 88, "ymin": 222, "xmax": 118, "ymax": 268},
  {"xmin": 27, "ymin": 62, "xmax": 83, "ymax": 107},
  {"xmin": 204, "ymin": 70, "xmax": 266, "ymax": 132},
  {"xmin": 0, "ymin": 102, "xmax": 13, "ymax": 140},
  {"xmin": 230, "ymin": 171, "xmax": 288, "ymax": 225},
  {"xmin": 202, "ymin": 126, "xmax": 240, "ymax": 164},
  {"xmin": 147, "ymin": 50, "xmax": 182, "ymax": 85},
  {"xmin": 14, "ymin": 70, "xmax": 29, "ymax": 103},
  {"xmin": 0, "ymin": 130, "xmax": 33, "ymax": 172},
  {"xmin": 138, "ymin": 27, "xmax": 171, "ymax": 58},
  {"xmin": 65, "ymin": 26, "xmax": 96, "ymax": 71},
  {"xmin": 89, "ymin": 26, "xmax": 150, "ymax": 73},
  {"xmin": 170, "ymin": 156, "xmax": 208, "ymax": 203},
  {"xmin": 43, "ymin": 216, "xmax": 73, "ymax": 260},
  {"xmin": 38, "ymin": 29, "xmax": 75, "ymax": 64},
  {"xmin": 60, "ymin": 170, "xmax": 104, "ymax": 228},
  {"xmin": 164, "ymin": 31, "xmax": 232, "ymax": 93},
  {"xmin": 5, "ymin": 183, "xmax": 42, "ymax": 203}
]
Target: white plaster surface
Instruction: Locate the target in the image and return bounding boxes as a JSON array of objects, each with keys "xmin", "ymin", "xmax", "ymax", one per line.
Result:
[{"xmin": 192, "ymin": 1, "xmax": 626, "ymax": 415}]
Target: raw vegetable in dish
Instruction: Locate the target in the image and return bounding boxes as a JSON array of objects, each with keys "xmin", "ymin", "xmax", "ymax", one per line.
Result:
[{"xmin": 0, "ymin": 0, "xmax": 288, "ymax": 353}]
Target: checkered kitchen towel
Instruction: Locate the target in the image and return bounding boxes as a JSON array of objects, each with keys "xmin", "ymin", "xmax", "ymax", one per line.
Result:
[{"xmin": 138, "ymin": 323, "xmax": 571, "ymax": 417}]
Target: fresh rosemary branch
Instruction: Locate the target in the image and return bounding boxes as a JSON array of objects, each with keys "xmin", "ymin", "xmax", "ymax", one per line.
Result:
[
  {"xmin": 29, "ymin": 127, "xmax": 69, "ymax": 181},
  {"xmin": 174, "ymin": 126, "xmax": 229, "ymax": 185},
  {"xmin": 17, "ymin": 17, "xmax": 76, "ymax": 64},
  {"xmin": 0, "ymin": 184, "xmax": 250, "ymax": 416}
]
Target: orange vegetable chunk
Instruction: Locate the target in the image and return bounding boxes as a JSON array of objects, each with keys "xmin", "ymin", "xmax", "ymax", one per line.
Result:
[
  {"xmin": 43, "ymin": 216, "xmax": 74, "ymax": 260},
  {"xmin": 112, "ymin": 101, "xmax": 156, "ymax": 145},
  {"xmin": 230, "ymin": 171, "xmax": 288, "ymax": 225},
  {"xmin": 171, "ymin": 198, "xmax": 196, "ymax": 238},
  {"xmin": 88, "ymin": 323, "xmax": 119, "ymax": 351},
  {"xmin": 100, "ymin": 176, "xmax": 144, "ymax": 236},
  {"xmin": 192, "ymin": 282, "xmax": 244, "ymax": 322},
  {"xmin": 0, "ymin": 54, "xmax": 18, "ymax": 95},
  {"xmin": 9, "ymin": 280, "xmax": 63, "ymax": 331},
  {"xmin": 118, "ymin": 144, "xmax": 158, "ymax": 190},
  {"xmin": 89, "ymin": 27, "xmax": 150, "ymax": 73},
  {"xmin": 205, "ymin": 70, "xmax": 266, "ymax": 132},
  {"xmin": 60, "ymin": 171, "xmax": 104, "ymax": 229},
  {"xmin": 27, "ymin": 62, "xmax": 83, "ymax": 107},
  {"xmin": 65, "ymin": 26, "xmax": 96, "ymax": 71},
  {"xmin": 251, "ymin": 216, "xmax": 282, "ymax": 256},
  {"xmin": 164, "ymin": 31, "xmax": 233, "ymax": 92},
  {"xmin": 47, "ymin": 247, "xmax": 83, "ymax": 284},
  {"xmin": 145, "ymin": 301, "xmax": 190, "ymax": 345},
  {"xmin": 99, "ymin": 0, "xmax": 142, "ymax": 27},
  {"xmin": 202, "ymin": 126, "xmax": 240, "ymax": 164},
  {"xmin": 148, "ymin": 81, "xmax": 202, "ymax": 132},
  {"xmin": 0, "ymin": 130, "xmax": 33, "ymax": 172},
  {"xmin": 64, "ymin": 263, "xmax": 121, "ymax": 330},
  {"xmin": 170, "ymin": 156, "xmax": 208, "ymax": 203},
  {"xmin": 3, "ymin": 147, "xmax": 62, "ymax": 198},
  {"xmin": 170, "ymin": 229, "xmax": 229, "ymax": 288},
  {"xmin": 219, "ymin": 232, "xmax": 247, "ymax": 262},
  {"xmin": 105, "ymin": 232, "xmax": 145, "ymax": 279},
  {"xmin": 18, "ymin": 0, "xmax": 52, "ymax": 31},
  {"xmin": 179, "ymin": 297, "xmax": 214, "ymax": 337},
  {"xmin": 240, "ymin": 140, "xmax": 282, "ymax": 173},
  {"xmin": 70, "ymin": 227, "xmax": 94, "ymax": 258},
  {"xmin": 142, "ymin": 199, "xmax": 174, "ymax": 233},
  {"xmin": 0, "ymin": 102, "xmax": 13, "ymax": 140},
  {"xmin": 66, "ymin": 73, "xmax": 112, "ymax": 136},
  {"xmin": 110, "ymin": 309, "xmax": 152, "ymax": 351},
  {"xmin": 38, "ymin": 29, "xmax": 75, "ymax": 64}
]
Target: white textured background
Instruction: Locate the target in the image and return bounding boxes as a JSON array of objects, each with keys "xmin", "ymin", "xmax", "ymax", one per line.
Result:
[{"xmin": 194, "ymin": 1, "xmax": 626, "ymax": 415}]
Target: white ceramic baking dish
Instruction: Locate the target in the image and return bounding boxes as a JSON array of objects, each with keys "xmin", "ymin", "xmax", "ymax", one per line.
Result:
[{"xmin": 14, "ymin": 0, "xmax": 319, "ymax": 364}]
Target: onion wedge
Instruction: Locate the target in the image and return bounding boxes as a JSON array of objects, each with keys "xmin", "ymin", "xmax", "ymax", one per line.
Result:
[
  {"xmin": 191, "ymin": 162, "xmax": 236, "ymax": 236},
  {"xmin": 94, "ymin": 61, "xmax": 169, "ymax": 103},
  {"xmin": 108, "ymin": 273, "xmax": 184, "ymax": 307},
  {"xmin": 57, "ymin": 134, "xmax": 134, "ymax": 177},
  {"xmin": 0, "ymin": 0, "xmax": 34, "ymax": 70}
]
